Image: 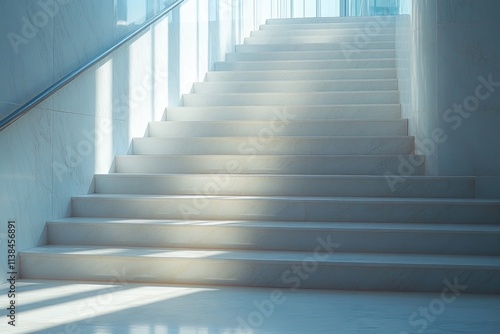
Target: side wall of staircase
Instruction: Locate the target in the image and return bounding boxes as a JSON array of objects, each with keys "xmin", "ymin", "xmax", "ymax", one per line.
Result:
[{"xmin": 395, "ymin": 1, "xmax": 500, "ymax": 198}]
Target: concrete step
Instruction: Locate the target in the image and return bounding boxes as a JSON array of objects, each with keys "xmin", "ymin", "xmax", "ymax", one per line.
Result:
[
  {"xmin": 46, "ymin": 218, "xmax": 499, "ymax": 256},
  {"xmin": 226, "ymin": 49, "xmax": 396, "ymax": 61},
  {"xmin": 148, "ymin": 120, "xmax": 408, "ymax": 137},
  {"xmin": 235, "ymin": 42, "xmax": 395, "ymax": 52},
  {"xmin": 182, "ymin": 92, "xmax": 399, "ymax": 106},
  {"xmin": 206, "ymin": 69, "xmax": 397, "ymax": 81},
  {"xmin": 20, "ymin": 245, "xmax": 500, "ymax": 293},
  {"xmin": 260, "ymin": 21, "xmax": 396, "ymax": 31},
  {"xmin": 244, "ymin": 34, "xmax": 395, "ymax": 45},
  {"xmin": 250, "ymin": 28, "xmax": 396, "ymax": 38},
  {"xmin": 165, "ymin": 105, "xmax": 402, "ymax": 121},
  {"xmin": 94, "ymin": 174, "xmax": 475, "ymax": 198},
  {"xmin": 45, "ymin": 219, "xmax": 499, "ymax": 256},
  {"xmin": 71, "ymin": 195, "xmax": 500, "ymax": 224},
  {"xmin": 193, "ymin": 80, "xmax": 398, "ymax": 94},
  {"xmin": 214, "ymin": 59, "xmax": 397, "ymax": 71},
  {"xmin": 114, "ymin": 154, "xmax": 425, "ymax": 175},
  {"xmin": 132, "ymin": 136, "xmax": 414, "ymax": 155},
  {"xmin": 265, "ymin": 16, "xmax": 396, "ymax": 25}
]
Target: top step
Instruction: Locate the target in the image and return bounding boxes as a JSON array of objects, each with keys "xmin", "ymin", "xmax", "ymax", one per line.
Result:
[{"xmin": 266, "ymin": 16, "xmax": 397, "ymax": 25}]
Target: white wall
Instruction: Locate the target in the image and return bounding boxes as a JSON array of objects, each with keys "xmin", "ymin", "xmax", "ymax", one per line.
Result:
[
  {"xmin": 395, "ymin": 0, "xmax": 500, "ymax": 198},
  {"xmin": 395, "ymin": 0, "xmax": 439, "ymax": 175}
]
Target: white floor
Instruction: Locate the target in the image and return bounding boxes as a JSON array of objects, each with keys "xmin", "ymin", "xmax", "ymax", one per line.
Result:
[{"xmin": 1, "ymin": 280, "xmax": 499, "ymax": 334}]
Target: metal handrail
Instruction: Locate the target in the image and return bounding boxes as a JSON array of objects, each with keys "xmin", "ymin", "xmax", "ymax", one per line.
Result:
[{"xmin": 0, "ymin": 0, "xmax": 185, "ymax": 132}]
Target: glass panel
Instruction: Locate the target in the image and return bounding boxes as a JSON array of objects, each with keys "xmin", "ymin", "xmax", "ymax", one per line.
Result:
[
  {"xmin": 369, "ymin": 0, "xmax": 400, "ymax": 15},
  {"xmin": 320, "ymin": 0, "xmax": 341, "ymax": 17},
  {"xmin": 348, "ymin": 0, "xmax": 370, "ymax": 16},
  {"xmin": 292, "ymin": 0, "xmax": 303, "ymax": 17},
  {"xmin": 304, "ymin": 0, "xmax": 317, "ymax": 18}
]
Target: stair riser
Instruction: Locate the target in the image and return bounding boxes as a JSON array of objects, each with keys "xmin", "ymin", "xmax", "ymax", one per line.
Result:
[
  {"xmin": 193, "ymin": 80, "xmax": 398, "ymax": 94},
  {"xmin": 251, "ymin": 28, "xmax": 396, "ymax": 37},
  {"xmin": 132, "ymin": 137, "xmax": 414, "ymax": 155},
  {"xmin": 245, "ymin": 35, "xmax": 395, "ymax": 44},
  {"xmin": 227, "ymin": 50, "xmax": 396, "ymax": 61},
  {"xmin": 20, "ymin": 254, "xmax": 500, "ymax": 293},
  {"xmin": 266, "ymin": 16, "xmax": 396, "ymax": 25},
  {"xmin": 165, "ymin": 106, "xmax": 402, "ymax": 121},
  {"xmin": 261, "ymin": 22, "xmax": 396, "ymax": 30},
  {"xmin": 47, "ymin": 223, "xmax": 498, "ymax": 255},
  {"xmin": 72, "ymin": 197, "xmax": 500, "ymax": 224},
  {"xmin": 236, "ymin": 42, "xmax": 395, "ymax": 52},
  {"xmin": 182, "ymin": 92, "xmax": 399, "ymax": 106},
  {"xmin": 215, "ymin": 59, "xmax": 396, "ymax": 71},
  {"xmin": 95, "ymin": 175, "xmax": 474, "ymax": 198},
  {"xmin": 114, "ymin": 155, "xmax": 425, "ymax": 175},
  {"xmin": 206, "ymin": 69, "xmax": 397, "ymax": 81},
  {"xmin": 148, "ymin": 120, "xmax": 408, "ymax": 137}
]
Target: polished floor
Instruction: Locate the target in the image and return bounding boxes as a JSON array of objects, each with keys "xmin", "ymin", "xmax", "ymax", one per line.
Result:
[{"xmin": 1, "ymin": 280, "xmax": 499, "ymax": 333}]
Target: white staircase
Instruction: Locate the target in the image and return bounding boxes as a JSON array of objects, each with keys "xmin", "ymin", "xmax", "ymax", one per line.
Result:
[{"xmin": 20, "ymin": 16, "xmax": 500, "ymax": 293}]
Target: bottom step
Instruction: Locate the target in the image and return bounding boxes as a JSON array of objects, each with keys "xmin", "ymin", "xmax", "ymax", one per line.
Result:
[{"xmin": 20, "ymin": 245, "xmax": 500, "ymax": 293}]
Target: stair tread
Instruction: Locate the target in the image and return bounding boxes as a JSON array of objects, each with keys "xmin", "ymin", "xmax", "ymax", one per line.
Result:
[
  {"xmin": 251, "ymin": 30, "xmax": 396, "ymax": 36},
  {"xmin": 260, "ymin": 24, "xmax": 396, "ymax": 30},
  {"xmin": 237, "ymin": 42, "xmax": 395, "ymax": 46},
  {"xmin": 217, "ymin": 57, "xmax": 397, "ymax": 64},
  {"xmin": 116, "ymin": 154, "xmax": 419, "ymax": 157},
  {"xmin": 219, "ymin": 58, "xmax": 397, "ymax": 63},
  {"xmin": 181, "ymin": 93, "xmax": 399, "ymax": 105},
  {"xmin": 73, "ymin": 194, "xmax": 500, "ymax": 205},
  {"xmin": 266, "ymin": 16, "xmax": 396, "ymax": 23},
  {"xmin": 150, "ymin": 119, "xmax": 406, "ymax": 124},
  {"xmin": 244, "ymin": 38, "xmax": 396, "ymax": 44},
  {"xmin": 207, "ymin": 69, "xmax": 397, "ymax": 74},
  {"xmin": 95, "ymin": 174, "xmax": 472, "ymax": 180},
  {"xmin": 183, "ymin": 91, "xmax": 399, "ymax": 96},
  {"xmin": 23, "ymin": 245, "xmax": 500, "ymax": 269},
  {"xmin": 48, "ymin": 218, "xmax": 500, "ymax": 233},
  {"xmin": 206, "ymin": 70, "xmax": 398, "ymax": 81},
  {"xmin": 235, "ymin": 43, "xmax": 396, "ymax": 52},
  {"xmin": 195, "ymin": 79, "xmax": 399, "ymax": 83},
  {"xmin": 114, "ymin": 154, "xmax": 425, "ymax": 175},
  {"xmin": 136, "ymin": 136, "xmax": 412, "ymax": 140},
  {"xmin": 229, "ymin": 49, "xmax": 396, "ymax": 54},
  {"xmin": 165, "ymin": 106, "xmax": 402, "ymax": 121},
  {"xmin": 133, "ymin": 136, "xmax": 413, "ymax": 155},
  {"xmin": 169, "ymin": 103, "xmax": 401, "ymax": 108}
]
